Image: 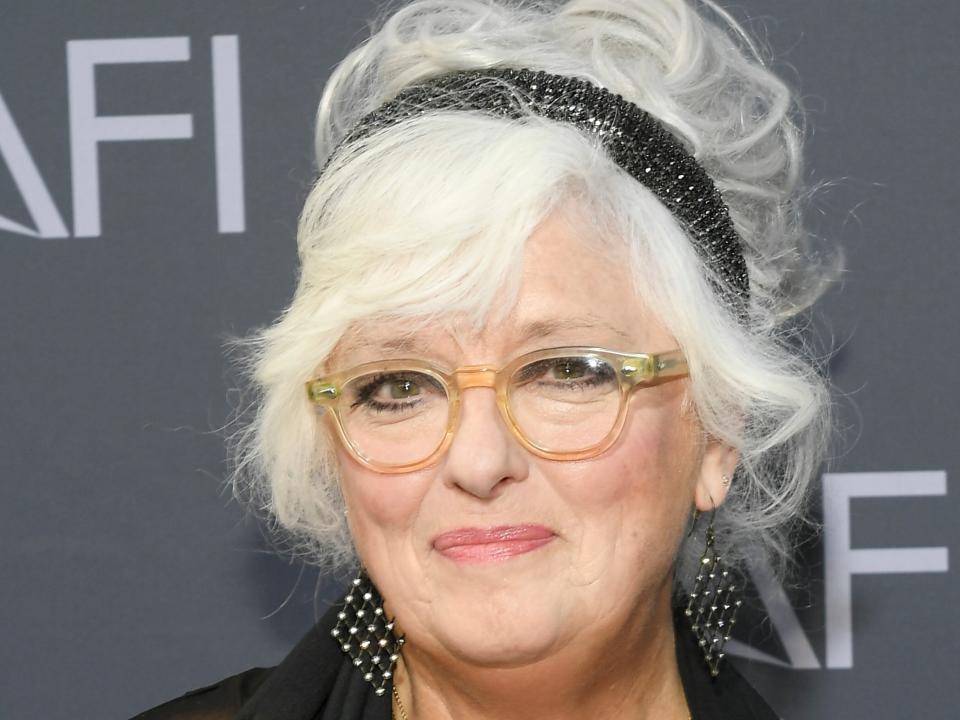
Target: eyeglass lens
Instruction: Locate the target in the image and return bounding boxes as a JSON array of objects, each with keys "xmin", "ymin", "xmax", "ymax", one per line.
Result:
[{"xmin": 337, "ymin": 354, "xmax": 621, "ymax": 466}]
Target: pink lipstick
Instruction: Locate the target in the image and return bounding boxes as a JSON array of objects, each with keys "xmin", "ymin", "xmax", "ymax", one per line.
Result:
[{"xmin": 432, "ymin": 524, "xmax": 556, "ymax": 564}]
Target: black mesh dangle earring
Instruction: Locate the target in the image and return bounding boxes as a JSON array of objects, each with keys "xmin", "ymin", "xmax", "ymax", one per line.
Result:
[
  {"xmin": 685, "ymin": 487, "xmax": 742, "ymax": 677},
  {"xmin": 330, "ymin": 568, "xmax": 405, "ymax": 696}
]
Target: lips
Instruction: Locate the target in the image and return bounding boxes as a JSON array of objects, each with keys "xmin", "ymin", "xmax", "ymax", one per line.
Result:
[{"xmin": 432, "ymin": 524, "xmax": 556, "ymax": 563}]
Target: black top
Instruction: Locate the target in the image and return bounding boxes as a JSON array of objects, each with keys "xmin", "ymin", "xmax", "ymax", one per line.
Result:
[{"xmin": 133, "ymin": 605, "xmax": 779, "ymax": 720}]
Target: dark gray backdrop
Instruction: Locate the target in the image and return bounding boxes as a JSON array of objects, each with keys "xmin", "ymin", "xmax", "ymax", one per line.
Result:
[{"xmin": 1, "ymin": 2, "xmax": 956, "ymax": 718}]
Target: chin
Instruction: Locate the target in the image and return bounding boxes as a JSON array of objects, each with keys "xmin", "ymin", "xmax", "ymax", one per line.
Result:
[
  {"xmin": 442, "ymin": 630, "xmax": 562, "ymax": 669},
  {"xmin": 420, "ymin": 598, "xmax": 571, "ymax": 668}
]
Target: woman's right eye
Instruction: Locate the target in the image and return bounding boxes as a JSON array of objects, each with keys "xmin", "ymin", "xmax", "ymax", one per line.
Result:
[
  {"xmin": 385, "ymin": 378, "xmax": 421, "ymax": 399},
  {"xmin": 349, "ymin": 372, "xmax": 442, "ymax": 411}
]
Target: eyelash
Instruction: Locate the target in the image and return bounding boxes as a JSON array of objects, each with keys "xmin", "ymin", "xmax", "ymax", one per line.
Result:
[
  {"xmin": 351, "ymin": 373, "xmax": 431, "ymax": 413},
  {"xmin": 540, "ymin": 376, "xmax": 605, "ymax": 391}
]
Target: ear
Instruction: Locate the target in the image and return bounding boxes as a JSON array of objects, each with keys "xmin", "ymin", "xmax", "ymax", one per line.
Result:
[{"xmin": 694, "ymin": 437, "xmax": 739, "ymax": 512}]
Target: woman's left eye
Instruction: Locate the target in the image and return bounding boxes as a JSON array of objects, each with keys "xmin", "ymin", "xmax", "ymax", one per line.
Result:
[
  {"xmin": 549, "ymin": 359, "xmax": 588, "ymax": 380},
  {"xmin": 515, "ymin": 357, "xmax": 611, "ymax": 386}
]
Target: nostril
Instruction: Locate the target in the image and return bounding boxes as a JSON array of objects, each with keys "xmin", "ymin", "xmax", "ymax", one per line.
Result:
[{"xmin": 452, "ymin": 472, "xmax": 516, "ymax": 501}]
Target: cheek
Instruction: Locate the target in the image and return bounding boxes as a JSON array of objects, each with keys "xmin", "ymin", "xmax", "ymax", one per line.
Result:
[
  {"xmin": 565, "ymin": 413, "xmax": 690, "ymax": 509},
  {"xmin": 556, "ymin": 395, "xmax": 700, "ymax": 574},
  {"xmin": 337, "ymin": 448, "xmax": 431, "ymax": 550},
  {"xmin": 616, "ymin": 385, "xmax": 703, "ymax": 496}
]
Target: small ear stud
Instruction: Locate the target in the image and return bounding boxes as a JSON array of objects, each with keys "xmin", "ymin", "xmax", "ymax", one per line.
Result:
[{"xmin": 720, "ymin": 473, "xmax": 732, "ymax": 486}]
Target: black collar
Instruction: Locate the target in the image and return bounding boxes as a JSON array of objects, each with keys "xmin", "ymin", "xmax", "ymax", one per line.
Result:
[{"xmin": 237, "ymin": 603, "xmax": 778, "ymax": 720}]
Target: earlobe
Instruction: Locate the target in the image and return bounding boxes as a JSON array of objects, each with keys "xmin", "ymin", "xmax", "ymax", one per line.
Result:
[{"xmin": 694, "ymin": 440, "xmax": 740, "ymax": 512}]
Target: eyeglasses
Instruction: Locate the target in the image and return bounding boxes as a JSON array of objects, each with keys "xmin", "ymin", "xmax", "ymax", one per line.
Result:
[{"xmin": 305, "ymin": 346, "xmax": 688, "ymax": 473}]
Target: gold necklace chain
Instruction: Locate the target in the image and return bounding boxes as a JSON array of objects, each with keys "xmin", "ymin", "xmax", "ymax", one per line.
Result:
[
  {"xmin": 392, "ymin": 684, "xmax": 410, "ymax": 720},
  {"xmin": 392, "ymin": 683, "xmax": 691, "ymax": 720}
]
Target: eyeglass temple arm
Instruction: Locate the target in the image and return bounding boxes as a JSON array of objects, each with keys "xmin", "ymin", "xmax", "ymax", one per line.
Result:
[
  {"xmin": 619, "ymin": 350, "xmax": 688, "ymax": 387},
  {"xmin": 654, "ymin": 350, "xmax": 688, "ymax": 377},
  {"xmin": 305, "ymin": 380, "xmax": 339, "ymax": 407}
]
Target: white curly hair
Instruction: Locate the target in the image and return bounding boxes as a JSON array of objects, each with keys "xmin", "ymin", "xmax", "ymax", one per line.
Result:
[{"xmin": 226, "ymin": 0, "xmax": 839, "ymax": 596}]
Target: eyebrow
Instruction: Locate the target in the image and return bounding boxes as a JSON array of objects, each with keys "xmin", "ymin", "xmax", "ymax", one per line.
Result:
[
  {"xmin": 514, "ymin": 317, "xmax": 632, "ymax": 346},
  {"xmin": 335, "ymin": 315, "xmax": 633, "ymax": 364},
  {"xmin": 330, "ymin": 334, "xmax": 425, "ymax": 366}
]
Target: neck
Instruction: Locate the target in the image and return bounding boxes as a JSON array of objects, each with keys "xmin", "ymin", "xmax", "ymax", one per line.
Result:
[{"xmin": 393, "ymin": 590, "xmax": 690, "ymax": 720}]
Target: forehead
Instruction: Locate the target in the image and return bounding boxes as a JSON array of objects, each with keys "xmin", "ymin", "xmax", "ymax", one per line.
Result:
[{"xmin": 331, "ymin": 211, "xmax": 668, "ymax": 366}]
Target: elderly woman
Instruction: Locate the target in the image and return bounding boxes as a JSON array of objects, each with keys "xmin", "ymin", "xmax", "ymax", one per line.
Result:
[{"xmin": 136, "ymin": 0, "xmax": 834, "ymax": 718}]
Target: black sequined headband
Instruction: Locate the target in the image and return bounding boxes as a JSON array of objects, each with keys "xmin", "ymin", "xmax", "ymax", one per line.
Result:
[{"xmin": 332, "ymin": 67, "xmax": 749, "ymax": 305}]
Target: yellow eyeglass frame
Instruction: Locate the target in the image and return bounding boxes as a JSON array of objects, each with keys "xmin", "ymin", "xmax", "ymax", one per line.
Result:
[{"xmin": 304, "ymin": 346, "xmax": 688, "ymax": 473}]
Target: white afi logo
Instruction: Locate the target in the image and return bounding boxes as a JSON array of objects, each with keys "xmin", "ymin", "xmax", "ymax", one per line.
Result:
[
  {"xmin": 728, "ymin": 471, "xmax": 949, "ymax": 670},
  {"xmin": 0, "ymin": 36, "xmax": 244, "ymax": 237}
]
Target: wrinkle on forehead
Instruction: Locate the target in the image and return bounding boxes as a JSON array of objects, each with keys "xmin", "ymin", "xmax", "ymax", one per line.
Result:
[{"xmin": 330, "ymin": 312, "xmax": 641, "ymax": 369}]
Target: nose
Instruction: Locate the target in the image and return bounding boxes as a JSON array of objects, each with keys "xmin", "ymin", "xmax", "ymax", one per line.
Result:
[{"xmin": 440, "ymin": 385, "xmax": 528, "ymax": 499}]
